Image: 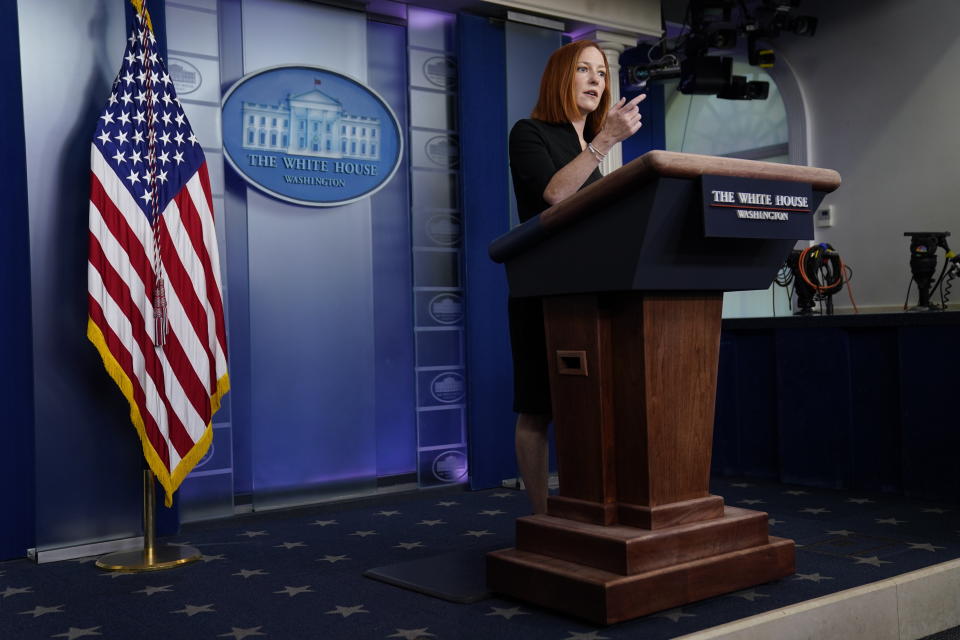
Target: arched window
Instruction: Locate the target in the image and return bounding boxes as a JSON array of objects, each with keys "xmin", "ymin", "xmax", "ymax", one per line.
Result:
[{"xmin": 665, "ymin": 60, "xmax": 791, "ymax": 317}]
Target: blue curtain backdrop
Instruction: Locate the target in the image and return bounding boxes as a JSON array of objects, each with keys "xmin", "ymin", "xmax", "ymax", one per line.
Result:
[
  {"xmin": 460, "ymin": 13, "xmax": 514, "ymax": 490},
  {"xmin": 0, "ymin": 0, "xmax": 36, "ymax": 561}
]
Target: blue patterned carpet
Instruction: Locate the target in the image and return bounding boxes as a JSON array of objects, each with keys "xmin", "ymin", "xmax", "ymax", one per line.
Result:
[{"xmin": 2, "ymin": 477, "xmax": 960, "ymax": 640}]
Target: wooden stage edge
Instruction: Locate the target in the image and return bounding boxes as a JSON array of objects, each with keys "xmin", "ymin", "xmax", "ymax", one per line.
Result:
[{"xmin": 488, "ymin": 537, "xmax": 795, "ymax": 625}]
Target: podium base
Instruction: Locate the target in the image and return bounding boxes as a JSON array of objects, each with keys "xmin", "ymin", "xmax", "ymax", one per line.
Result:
[
  {"xmin": 95, "ymin": 544, "xmax": 201, "ymax": 572},
  {"xmin": 488, "ymin": 537, "xmax": 794, "ymax": 625}
]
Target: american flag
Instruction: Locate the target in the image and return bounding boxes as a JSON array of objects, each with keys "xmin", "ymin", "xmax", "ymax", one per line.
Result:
[{"xmin": 87, "ymin": 4, "xmax": 229, "ymax": 507}]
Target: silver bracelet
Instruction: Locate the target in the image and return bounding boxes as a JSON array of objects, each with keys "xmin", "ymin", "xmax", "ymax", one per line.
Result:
[{"xmin": 587, "ymin": 142, "xmax": 606, "ymax": 162}]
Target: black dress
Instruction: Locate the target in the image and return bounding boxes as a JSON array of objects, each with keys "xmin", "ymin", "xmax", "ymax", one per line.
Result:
[{"xmin": 507, "ymin": 118, "xmax": 603, "ymax": 414}]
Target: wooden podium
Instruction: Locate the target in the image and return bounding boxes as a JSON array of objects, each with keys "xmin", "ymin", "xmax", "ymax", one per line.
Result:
[{"xmin": 486, "ymin": 150, "xmax": 841, "ymax": 624}]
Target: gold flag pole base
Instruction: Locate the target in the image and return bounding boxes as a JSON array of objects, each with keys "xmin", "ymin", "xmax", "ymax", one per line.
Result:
[{"xmin": 95, "ymin": 470, "xmax": 201, "ymax": 573}]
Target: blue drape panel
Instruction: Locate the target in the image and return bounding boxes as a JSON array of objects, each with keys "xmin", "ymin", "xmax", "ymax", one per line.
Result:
[
  {"xmin": 715, "ymin": 315, "xmax": 960, "ymax": 502},
  {"xmin": 0, "ymin": 0, "xmax": 36, "ymax": 560}
]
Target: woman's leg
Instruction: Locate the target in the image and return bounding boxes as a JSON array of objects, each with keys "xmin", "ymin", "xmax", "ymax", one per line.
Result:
[{"xmin": 515, "ymin": 412, "xmax": 550, "ymax": 514}]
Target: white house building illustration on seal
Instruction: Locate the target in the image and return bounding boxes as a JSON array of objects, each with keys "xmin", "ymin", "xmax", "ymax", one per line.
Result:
[{"xmin": 241, "ymin": 81, "xmax": 381, "ymax": 160}]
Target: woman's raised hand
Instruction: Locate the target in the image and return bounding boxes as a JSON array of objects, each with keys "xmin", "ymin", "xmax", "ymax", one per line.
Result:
[{"xmin": 595, "ymin": 93, "xmax": 646, "ymax": 152}]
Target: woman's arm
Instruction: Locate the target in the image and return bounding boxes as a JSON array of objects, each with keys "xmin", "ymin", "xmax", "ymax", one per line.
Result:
[{"xmin": 542, "ymin": 93, "xmax": 646, "ymax": 205}]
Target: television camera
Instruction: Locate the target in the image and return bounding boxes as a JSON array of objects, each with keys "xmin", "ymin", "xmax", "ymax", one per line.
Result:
[
  {"xmin": 903, "ymin": 232, "xmax": 960, "ymax": 311},
  {"xmin": 623, "ymin": 0, "xmax": 819, "ymax": 100}
]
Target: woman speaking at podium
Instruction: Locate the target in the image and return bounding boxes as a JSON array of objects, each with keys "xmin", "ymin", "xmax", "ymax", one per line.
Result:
[{"xmin": 508, "ymin": 40, "xmax": 646, "ymax": 514}]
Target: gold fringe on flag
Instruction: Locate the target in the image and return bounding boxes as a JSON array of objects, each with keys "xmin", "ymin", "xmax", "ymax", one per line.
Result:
[
  {"xmin": 87, "ymin": 317, "xmax": 230, "ymax": 507},
  {"xmin": 129, "ymin": 0, "xmax": 154, "ymax": 33}
]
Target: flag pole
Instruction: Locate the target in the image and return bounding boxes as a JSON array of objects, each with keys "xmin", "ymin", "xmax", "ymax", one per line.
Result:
[{"xmin": 95, "ymin": 470, "xmax": 201, "ymax": 572}]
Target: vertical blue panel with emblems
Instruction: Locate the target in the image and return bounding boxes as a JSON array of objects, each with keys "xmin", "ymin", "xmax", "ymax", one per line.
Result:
[
  {"xmin": 164, "ymin": 0, "xmax": 235, "ymax": 523},
  {"xmin": 408, "ymin": 7, "xmax": 467, "ymax": 487}
]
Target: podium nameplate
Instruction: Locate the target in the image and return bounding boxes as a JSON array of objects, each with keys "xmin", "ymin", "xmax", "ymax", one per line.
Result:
[{"xmin": 702, "ymin": 174, "xmax": 814, "ymax": 240}]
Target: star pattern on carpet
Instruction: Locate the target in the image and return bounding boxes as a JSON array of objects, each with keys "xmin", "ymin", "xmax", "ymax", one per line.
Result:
[
  {"xmin": 318, "ymin": 554, "xmax": 350, "ymax": 563},
  {"xmin": 655, "ymin": 608, "xmax": 696, "ymax": 622},
  {"xmin": 921, "ymin": 507, "xmax": 949, "ymax": 514},
  {"xmin": 387, "ymin": 628, "xmax": 437, "ymax": 639},
  {"xmin": 50, "ymin": 626, "xmax": 102, "ymax": 639},
  {"xmin": 217, "ymin": 626, "xmax": 266, "ymax": 639},
  {"xmin": 794, "ymin": 572, "xmax": 834, "ymax": 582},
  {"xmin": 275, "ymin": 585, "xmax": 313, "ymax": 597},
  {"xmin": 727, "ymin": 590, "xmax": 770, "ymax": 602},
  {"xmin": 783, "ymin": 490, "xmax": 809, "ymax": 495},
  {"xmin": 730, "ymin": 482, "xmax": 753, "ymax": 488},
  {"xmin": 310, "ymin": 519, "xmax": 338, "ymax": 526},
  {"xmin": 351, "ymin": 530, "xmax": 378, "ymax": 537},
  {"xmin": 325, "ymin": 604, "xmax": 369, "ymax": 617},
  {"xmin": 171, "ymin": 603, "xmax": 216, "ymax": 616},
  {"xmin": 134, "ymin": 585, "xmax": 173, "ymax": 596},
  {"xmin": 394, "ymin": 542, "xmax": 424, "ymax": 550},
  {"xmin": 97, "ymin": 571, "xmax": 132, "ymax": 579},
  {"xmin": 485, "ymin": 606, "xmax": 529, "ymax": 619},
  {"xmin": 563, "ymin": 630, "xmax": 611, "ymax": 639},
  {"xmin": 489, "ymin": 492, "xmax": 517, "ymax": 498},
  {"xmin": 799, "ymin": 507, "xmax": 830, "ymax": 515},
  {"xmin": 847, "ymin": 498, "xmax": 875, "ymax": 504},
  {"xmin": 274, "ymin": 541, "xmax": 306, "ymax": 549},
  {"xmin": 6, "ymin": 480, "xmax": 958, "ymax": 640},
  {"xmin": 200, "ymin": 553, "xmax": 226, "ymax": 562},
  {"xmin": 18, "ymin": 604, "xmax": 64, "ymax": 617}
]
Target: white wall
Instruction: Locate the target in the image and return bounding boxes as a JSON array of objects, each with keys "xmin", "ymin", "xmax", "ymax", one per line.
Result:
[{"xmin": 778, "ymin": 0, "xmax": 960, "ymax": 310}]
